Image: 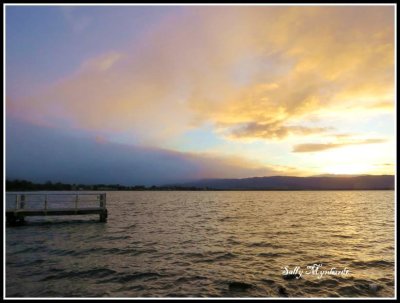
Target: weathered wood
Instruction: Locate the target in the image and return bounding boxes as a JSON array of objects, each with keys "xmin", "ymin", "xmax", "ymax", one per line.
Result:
[
  {"xmin": 6, "ymin": 193, "xmax": 108, "ymax": 225},
  {"xmin": 7, "ymin": 207, "xmax": 106, "ymax": 216},
  {"xmin": 99, "ymin": 209, "xmax": 108, "ymax": 222},
  {"xmin": 6, "ymin": 212, "xmax": 26, "ymax": 226}
]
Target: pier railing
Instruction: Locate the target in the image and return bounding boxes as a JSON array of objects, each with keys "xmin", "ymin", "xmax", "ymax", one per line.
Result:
[
  {"xmin": 6, "ymin": 193, "xmax": 108, "ymax": 224},
  {"xmin": 6, "ymin": 193, "xmax": 106, "ymax": 211}
]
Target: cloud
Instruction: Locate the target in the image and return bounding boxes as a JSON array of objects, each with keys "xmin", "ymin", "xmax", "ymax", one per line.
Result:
[
  {"xmin": 374, "ymin": 163, "xmax": 394, "ymax": 167},
  {"xmin": 227, "ymin": 121, "xmax": 333, "ymax": 140},
  {"xmin": 6, "ymin": 118, "xmax": 289, "ymax": 185},
  {"xmin": 333, "ymin": 133, "xmax": 356, "ymax": 139},
  {"xmin": 82, "ymin": 52, "xmax": 123, "ymax": 72},
  {"xmin": 61, "ymin": 7, "xmax": 92, "ymax": 33},
  {"xmin": 369, "ymin": 101, "xmax": 395, "ymax": 111},
  {"xmin": 292, "ymin": 138, "xmax": 387, "ymax": 153},
  {"xmin": 8, "ymin": 6, "xmax": 394, "ymax": 145}
]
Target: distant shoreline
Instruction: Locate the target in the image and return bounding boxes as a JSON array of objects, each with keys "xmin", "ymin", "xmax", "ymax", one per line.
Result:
[
  {"xmin": 6, "ymin": 176, "xmax": 395, "ymax": 192},
  {"xmin": 5, "ymin": 189, "xmax": 395, "ymax": 192}
]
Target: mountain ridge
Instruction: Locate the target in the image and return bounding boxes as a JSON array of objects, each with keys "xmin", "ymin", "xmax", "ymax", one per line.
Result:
[{"xmin": 173, "ymin": 175, "xmax": 395, "ymax": 190}]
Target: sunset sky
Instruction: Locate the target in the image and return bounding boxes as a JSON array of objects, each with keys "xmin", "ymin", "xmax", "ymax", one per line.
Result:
[{"xmin": 5, "ymin": 5, "xmax": 396, "ymax": 185}]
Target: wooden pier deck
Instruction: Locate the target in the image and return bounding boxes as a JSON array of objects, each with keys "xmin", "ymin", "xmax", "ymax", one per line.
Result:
[{"xmin": 6, "ymin": 193, "xmax": 108, "ymax": 225}]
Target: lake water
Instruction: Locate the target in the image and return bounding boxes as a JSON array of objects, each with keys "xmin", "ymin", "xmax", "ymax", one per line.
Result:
[{"xmin": 5, "ymin": 191, "xmax": 395, "ymax": 298}]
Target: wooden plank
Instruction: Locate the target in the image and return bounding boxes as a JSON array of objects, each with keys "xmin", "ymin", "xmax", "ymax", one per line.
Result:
[
  {"xmin": 6, "ymin": 193, "xmax": 105, "ymax": 195},
  {"xmin": 6, "ymin": 207, "xmax": 106, "ymax": 216}
]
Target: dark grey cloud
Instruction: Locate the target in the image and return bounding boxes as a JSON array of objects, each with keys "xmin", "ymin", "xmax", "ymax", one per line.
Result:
[{"xmin": 6, "ymin": 118, "xmax": 278, "ymax": 185}]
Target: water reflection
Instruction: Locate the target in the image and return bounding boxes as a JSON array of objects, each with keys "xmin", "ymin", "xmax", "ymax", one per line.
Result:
[{"xmin": 6, "ymin": 191, "xmax": 394, "ymax": 297}]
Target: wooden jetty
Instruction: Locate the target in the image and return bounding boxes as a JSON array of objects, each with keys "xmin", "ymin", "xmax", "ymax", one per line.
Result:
[{"xmin": 6, "ymin": 193, "xmax": 108, "ymax": 225}]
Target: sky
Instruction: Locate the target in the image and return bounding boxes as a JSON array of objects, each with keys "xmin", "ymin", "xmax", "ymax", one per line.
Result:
[{"xmin": 5, "ymin": 5, "xmax": 396, "ymax": 185}]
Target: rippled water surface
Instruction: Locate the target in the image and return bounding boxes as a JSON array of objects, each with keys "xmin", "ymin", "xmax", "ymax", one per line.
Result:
[{"xmin": 6, "ymin": 191, "xmax": 395, "ymax": 297}]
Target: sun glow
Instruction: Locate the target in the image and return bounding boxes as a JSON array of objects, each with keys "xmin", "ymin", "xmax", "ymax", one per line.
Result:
[{"xmin": 324, "ymin": 163, "xmax": 377, "ymax": 175}]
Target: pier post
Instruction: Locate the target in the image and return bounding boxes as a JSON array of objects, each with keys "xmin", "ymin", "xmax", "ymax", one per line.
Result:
[
  {"xmin": 19, "ymin": 195, "xmax": 26, "ymax": 223},
  {"xmin": 20, "ymin": 194, "xmax": 25, "ymax": 209},
  {"xmin": 99, "ymin": 210, "xmax": 108, "ymax": 222},
  {"xmin": 6, "ymin": 213, "xmax": 17, "ymax": 225},
  {"xmin": 99, "ymin": 194, "xmax": 106, "ymax": 208},
  {"xmin": 75, "ymin": 195, "xmax": 78, "ymax": 214},
  {"xmin": 6, "ymin": 212, "xmax": 25, "ymax": 226},
  {"xmin": 99, "ymin": 194, "xmax": 107, "ymax": 222},
  {"xmin": 17, "ymin": 215, "xmax": 25, "ymax": 224}
]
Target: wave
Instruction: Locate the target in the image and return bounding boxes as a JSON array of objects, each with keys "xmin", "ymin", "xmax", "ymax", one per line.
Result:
[
  {"xmin": 13, "ymin": 246, "xmax": 46, "ymax": 254},
  {"xmin": 228, "ymin": 281, "xmax": 253, "ymax": 291},
  {"xmin": 331, "ymin": 234, "xmax": 354, "ymax": 239},
  {"xmin": 258, "ymin": 252, "xmax": 288, "ymax": 258},
  {"xmin": 337, "ymin": 285, "xmax": 368, "ymax": 297},
  {"xmin": 47, "ymin": 246, "xmax": 158, "ymax": 257},
  {"xmin": 247, "ymin": 242, "xmax": 282, "ymax": 249},
  {"xmin": 201, "ymin": 252, "xmax": 238, "ymax": 263},
  {"xmin": 175, "ymin": 275, "xmax": 208, "ymax": 283},
  {"xmin": 40, "ymin": 268, "xmax": 117, "ymax": 281},
  {"xmin": 105, "ymin": 235, "xmax": 131, "ymax": 241},
  {"xmin": 350, "ymin": 259, "xmax": 394, "ymax": 268},
  {"xmin": 99, "ymin": 271, "xmax": 165, "ymax": 284},
  {"xmin": 181, "ymin": 251, "xmax": 237, "ymax": 262}
]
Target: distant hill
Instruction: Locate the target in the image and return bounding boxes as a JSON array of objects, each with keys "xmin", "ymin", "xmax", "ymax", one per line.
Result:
[{"xmin": 176, "ymin": 175, "xmax": 395, "ymax": 190}]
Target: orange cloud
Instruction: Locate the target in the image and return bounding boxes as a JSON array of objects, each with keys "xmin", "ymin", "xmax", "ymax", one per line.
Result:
[
  {"xmin": 293, "ymin": 138, "xmax": 387, "ymax": 153},
  {"xmin": 8, "ymin": 6, "xmax": 395, "ymax": 146},
  {"xmin": 227, "ymin": 121, "xmax": 333, "ymax": 140}
]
